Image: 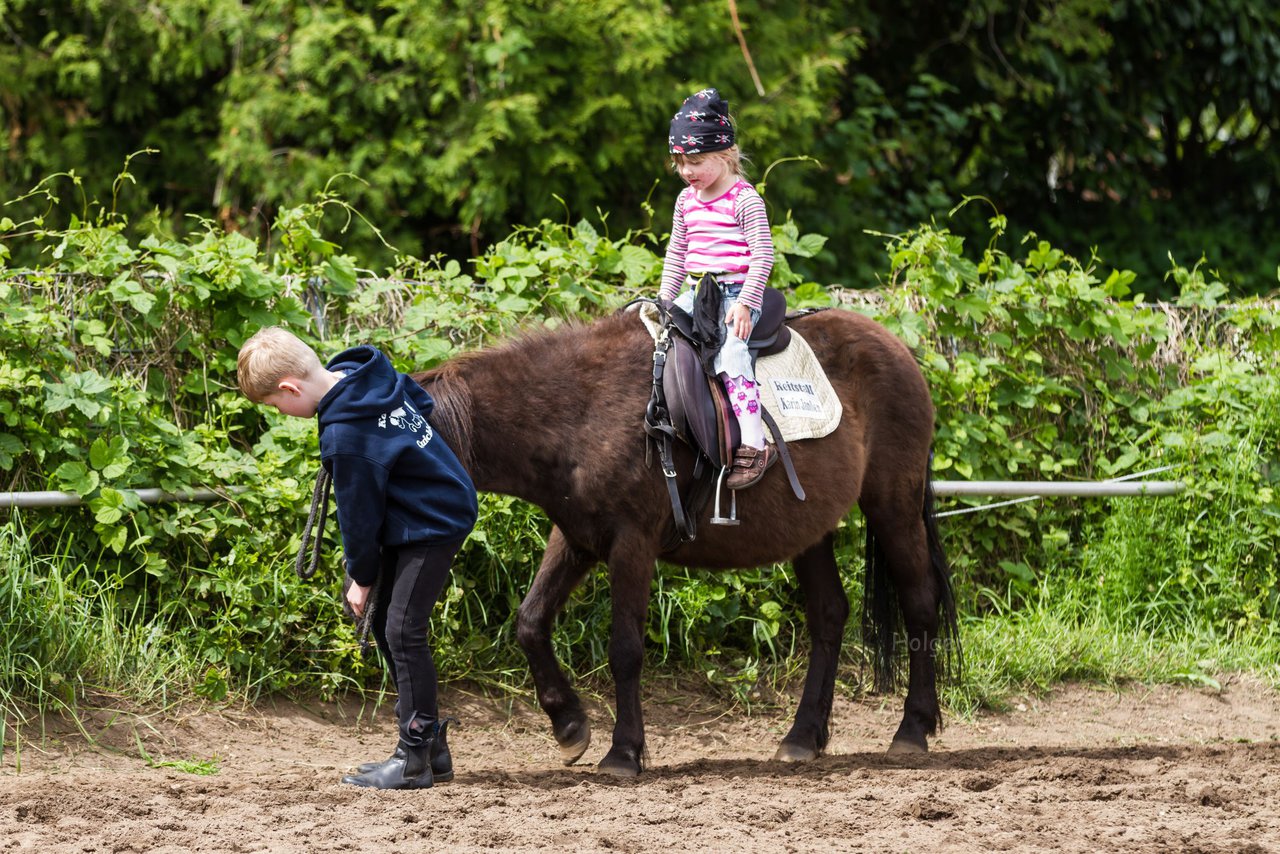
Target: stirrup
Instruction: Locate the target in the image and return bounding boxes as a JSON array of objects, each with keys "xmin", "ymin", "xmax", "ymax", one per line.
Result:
[{"xmin": 710, "ymin": 465, "xmax": 739, "ymax": 526}]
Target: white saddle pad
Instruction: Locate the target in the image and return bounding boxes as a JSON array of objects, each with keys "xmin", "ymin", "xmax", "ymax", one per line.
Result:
[
  {"xmin": 755, "ymin": 332, "xmax": 842, "ymax": 443},
  {"xmin": 633, "ymin": 302, "xmax": 842, "ymax": 443}
]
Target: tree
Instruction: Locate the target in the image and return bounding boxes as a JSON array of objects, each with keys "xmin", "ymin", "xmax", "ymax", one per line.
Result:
[{"xmin": 2, "ymin": 1, "xmax": 1277, "ymax": 294}]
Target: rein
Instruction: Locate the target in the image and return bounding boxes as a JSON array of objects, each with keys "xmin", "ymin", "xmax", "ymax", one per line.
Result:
[{"xmin": 294, "ymin": 466, "xmax": 380, "ymax": 652}]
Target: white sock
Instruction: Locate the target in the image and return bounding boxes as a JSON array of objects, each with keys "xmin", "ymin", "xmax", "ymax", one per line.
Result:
[{"xmin": 723, "ymin": 375, "xmax": 766, "ymax": 449}]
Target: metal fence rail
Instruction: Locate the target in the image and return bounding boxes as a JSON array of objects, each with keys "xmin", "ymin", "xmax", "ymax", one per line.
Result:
[
  {"xmin": 933, "ymin": 481, "xmax": 1184, "ymax": 497},
  {"xmin": 1, "ymin": 488, "xmax": 242, "ymax": 509},
  {"xmin": 2, "ymin": 479, "xmax": 1183, "ymax": 510},
  {"xmin": 931, "ymin": 466, "xmax": 1185, "ymax": 516}
]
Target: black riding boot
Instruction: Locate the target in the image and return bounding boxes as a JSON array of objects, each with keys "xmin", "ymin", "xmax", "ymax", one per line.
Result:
[
  {"xmin": 355, "ymin": 718, "xmax": 457, "ymax": 781},
  {"xmin": 342, "ymin": 715, "xmax": 436, "ymax": 790},
  {"xmin": 341, "ymin": 738, "xmax": 432, "ymax": 789},
  {"xmin": 355, "ymin": 743, "xmax": 406, "ymax": 775}
]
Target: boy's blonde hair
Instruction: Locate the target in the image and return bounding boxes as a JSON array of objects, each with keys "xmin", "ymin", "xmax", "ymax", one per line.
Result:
[
  {"xmin": 671, "ymin": 145, "xmax": 749, "ymax": 179},
  {"xmin": 237, "ymin": 326, "xmax": 323, "ymax": 402}
]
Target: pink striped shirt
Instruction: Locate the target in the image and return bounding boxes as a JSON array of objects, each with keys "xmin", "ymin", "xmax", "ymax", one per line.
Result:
[{"xmin": 659, "ymin": 179, "xmax": 775, "ymax": 310}]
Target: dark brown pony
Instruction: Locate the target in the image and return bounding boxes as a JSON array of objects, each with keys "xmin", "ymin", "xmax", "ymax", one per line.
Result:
[{"xmin": 416, "ymin": 306, "xmax": 959, "ymax": 777}]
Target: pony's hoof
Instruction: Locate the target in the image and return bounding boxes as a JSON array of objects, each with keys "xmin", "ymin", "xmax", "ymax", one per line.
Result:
[
  {"xmin": 773, "ymin": 742, "xmax": 819, "ymax": 762},
  {"xmin": 887, "ymin": 737, "xmax": 927, "ymax": 756},
  {"xmin": 556, "ymin": 718, "xmax": 591, "ymax": 766},
  {"xmin": 597, "ymin": 748, "xmax": 641, "ymax": 777}
]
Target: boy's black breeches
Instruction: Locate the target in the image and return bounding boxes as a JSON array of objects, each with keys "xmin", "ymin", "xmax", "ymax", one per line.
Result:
[{"xmin": 370, "ymin": 538, "xmax": 465, "ymax": 742}]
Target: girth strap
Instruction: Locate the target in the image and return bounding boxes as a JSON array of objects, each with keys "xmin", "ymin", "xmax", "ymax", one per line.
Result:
[
  {"xmin": 760, "ymin": 405, "xmax": 806, "ymax": 501},
  {"xmin": 643, "ymin": 324, "xmax": 697, "ymax": 542}
]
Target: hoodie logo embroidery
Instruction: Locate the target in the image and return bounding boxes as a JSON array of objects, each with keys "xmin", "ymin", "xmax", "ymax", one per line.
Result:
[{"xmin": 378, "ymin": 399, "xmax": 433, "ymax": 448}]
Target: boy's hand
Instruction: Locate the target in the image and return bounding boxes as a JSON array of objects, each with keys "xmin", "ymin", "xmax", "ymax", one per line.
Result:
[
  {"xmin": 346, "ymin": 581, "xmax": 372, "ymax": 618},
  {"xmin": 726, "ymin": 303, "xmax": 754, "ymax": 340}
]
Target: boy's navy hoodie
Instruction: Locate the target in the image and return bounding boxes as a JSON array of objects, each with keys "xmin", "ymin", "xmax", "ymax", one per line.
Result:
[{"xmin": 316, "ymin": 346, "xmax": 478, "ymax": 587}]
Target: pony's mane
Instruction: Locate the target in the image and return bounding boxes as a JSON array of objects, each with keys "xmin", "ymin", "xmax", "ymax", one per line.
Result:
[
  {"xmin": 415, "ymin": 311, "xmax": 640, "ymax": 474},
  {"xmin": 416, "ymin": 357, "xmax": 477, "ymax": 473}
]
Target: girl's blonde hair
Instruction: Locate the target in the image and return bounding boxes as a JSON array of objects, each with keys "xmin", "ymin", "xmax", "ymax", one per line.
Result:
[
  {"xmin": 236, "ymin": 326, "xmax": 323, "ymax": 402},
  {"xmin": 671, "ymin": 145, "xmax": 750, "ymax": 179}
]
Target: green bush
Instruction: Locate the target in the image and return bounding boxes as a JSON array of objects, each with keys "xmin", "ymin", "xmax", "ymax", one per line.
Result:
[{"xmin": 871, "ymin": 211, "xmax": 1279, "ymax": 635}]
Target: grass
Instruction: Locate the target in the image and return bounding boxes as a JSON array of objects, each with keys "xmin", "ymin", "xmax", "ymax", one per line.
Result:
[
  {"xmin": 0, "ymin": 515, "xmax": 202, "ymax": 762},
  {"xmin": 940, "ymin": 468, "xmax": 1280, "ymax": 718},
  {"xmin": 946, "ymin": 597, "xmax": 1280, "ymax": 719},
  {"xmin": 134, "ymin": 730, "xmax": 220, "ymax": 775}
]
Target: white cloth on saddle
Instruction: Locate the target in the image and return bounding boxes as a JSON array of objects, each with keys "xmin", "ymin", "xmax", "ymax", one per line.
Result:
[{"xmin": 633, "ymin": 302, "xmax": 842, "ymax": 444}]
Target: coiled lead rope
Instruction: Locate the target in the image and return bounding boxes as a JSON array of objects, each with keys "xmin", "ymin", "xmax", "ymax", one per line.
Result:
[
  {"xmin": 294, "ymin": 466, "xmax": 332, "ymax": 580},
  {"xmin": 294, "ymin": 466, "xmax": 380, "ymax": 652}
]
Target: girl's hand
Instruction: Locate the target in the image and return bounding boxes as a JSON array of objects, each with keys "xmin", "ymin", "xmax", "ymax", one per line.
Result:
[
  {"xmin": 726, "ymin": 303, "xmax": 754, "ymax": 340},
  {"xmin": 346, "ymin": 581, "xmax": 372, "ymax": 618}
]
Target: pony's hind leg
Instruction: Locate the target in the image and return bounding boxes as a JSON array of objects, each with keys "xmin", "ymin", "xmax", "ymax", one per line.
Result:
[
  {"xmin": 861, "ymin": 481, "xmax": 952, "ymax": 754},
  {"xmin": 516, "ymin": 526, "xmax": 596, "ymax": 765},
  {"xmin": 775, "ymin": 533, "xmax": 849, "ymax": 762}
]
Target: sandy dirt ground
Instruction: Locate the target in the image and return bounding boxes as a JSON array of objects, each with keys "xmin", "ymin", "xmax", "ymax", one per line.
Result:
[{"xmin": 2, "ymin": 675, "xmax": 1278, "ymax": 853}]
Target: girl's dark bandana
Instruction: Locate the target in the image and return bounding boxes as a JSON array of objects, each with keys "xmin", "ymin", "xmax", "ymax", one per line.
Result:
[{"xmin": 669, "ymin": 88, "xmax": 735, "ymax": 155}]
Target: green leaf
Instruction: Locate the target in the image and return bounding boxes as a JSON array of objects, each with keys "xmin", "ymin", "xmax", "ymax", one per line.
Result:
[
  {"xmin": 54, "ymin": 461, "xmax": 100, "ymax": 497},
  {"xmin": 617, "ymin": 245, "xmax": 656, "ymax": 287},
  {"xmin": 1109, "ymin": 450, "xmax": 1141, "ymax": 474},
  {"xmin": 0, "ymin": 433, "xmax": 23, "ymax": 470},
  {"xmin": 496, "ymin": 294, "xmax": 530, "ymax": 313},
  {"xmin": 90, "ymin": 487, "xmax": 127, "ymax": 524},
  {"xmin": 793, "ymin": 233, "xmax": 828, "ymax": 258},
  {"xmin": 1173, "ymin": 671, "xmax": 1222, "ymax": 692},
  {"xmin": 789, "ymin": 282, "xmax": 832, "ymax": 309},
  {"xmin": 98, "ymin": 523, "xmax": 128, "ymax": 554},
  {"xmin": 90, "ymin": 437, "xmax": 111, "ymax": 469},
  {"xmin": 998, "ymin": 560, "xmax": 1035, "ymax": 583},
  {"xmin": 1103, "ymin": 268, "xmax": 1136, "ymax": 298},
  {"xmin": 323, "ymin": 255, "xmax": 359, "ymax": 295},
  {"xmin": 43, "ymin": 384, "xmax": 76, "ymax": 414},
  {"xmin": 88, "ymin": 435, "xmax": 131, "ymax": 478},
  {"xmin": 45, "ymin": 371, "xmax": 112, "ymax": 418},
  {"xmin": 954, "ymin": 293, "xmax": 991, "ymax": 323},
  {"xmin": 895, "ymin": 309, "xmax": 925, "ymax": 348},
  {"xmin": 194, "ymin": 666, "xmax": 229, "ymax": 702}
]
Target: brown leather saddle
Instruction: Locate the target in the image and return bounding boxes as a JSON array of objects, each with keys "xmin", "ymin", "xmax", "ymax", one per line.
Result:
[{"xmin": 643, "ymin": 284, "xmax": 807, "ymax": 545}]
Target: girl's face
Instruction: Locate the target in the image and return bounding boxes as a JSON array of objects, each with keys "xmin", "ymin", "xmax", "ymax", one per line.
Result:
[{"xmin": 676, "ymin": 155, "xmax": 733, "ymax": 195}]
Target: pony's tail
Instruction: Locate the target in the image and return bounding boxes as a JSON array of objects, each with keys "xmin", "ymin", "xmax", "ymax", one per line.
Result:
[
  {"xmin": 923, "ymin": 477, "xmax": 963, "ymax": 687},
  {"xmin": 861, "ymin": 521, "xmax": 898, "ymax": 693},
  {"xmin": 861, "ymin": 475, "xmax": 963, "ymax": 696}
]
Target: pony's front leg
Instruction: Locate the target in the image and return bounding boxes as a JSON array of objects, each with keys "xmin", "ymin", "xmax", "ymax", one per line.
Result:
[
  {"xmin": 597, "ymin": 540, "xmax": 657, "ymax": 777},
  {"xmin": 516, "ymin": 526, "xmax": 597, "ymax": 765}
]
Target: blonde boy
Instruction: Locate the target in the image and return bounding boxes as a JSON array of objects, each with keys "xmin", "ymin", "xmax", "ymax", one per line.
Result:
[{"xmin": 237, "ymin": 326, "xmax": 478, "ymax": 790}]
